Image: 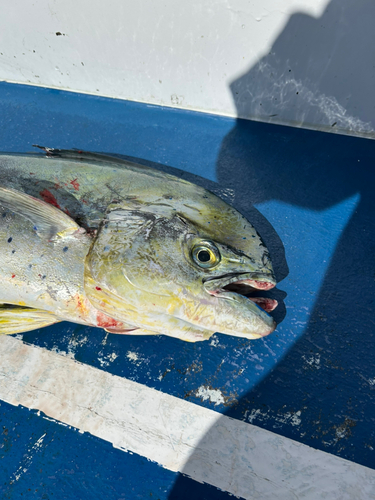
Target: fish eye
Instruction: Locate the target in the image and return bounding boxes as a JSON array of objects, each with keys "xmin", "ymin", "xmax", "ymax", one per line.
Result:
[{"xmin": 191, "ymin": 241, "xmax": 221, "ymax": 269}]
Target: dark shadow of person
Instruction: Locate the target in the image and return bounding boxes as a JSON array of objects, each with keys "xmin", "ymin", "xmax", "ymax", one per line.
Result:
[{"xmin": 169, "ymin": 1, "xmax": 375, "ymax": 497}]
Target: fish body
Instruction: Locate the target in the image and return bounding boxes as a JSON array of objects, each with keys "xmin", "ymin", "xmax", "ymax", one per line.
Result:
[
  {"xmin": 0, "ymin": 149, "xmax": 278, "ymax": 341},
  {"xmin": 0, "ymin": 186, "xmax": 127, "ymax": 333}
]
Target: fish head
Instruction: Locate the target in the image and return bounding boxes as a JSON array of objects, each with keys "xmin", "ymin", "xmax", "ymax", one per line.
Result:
[{"xmin": 84, "ymin": 195, "xmax": 277, "ymax": 341}]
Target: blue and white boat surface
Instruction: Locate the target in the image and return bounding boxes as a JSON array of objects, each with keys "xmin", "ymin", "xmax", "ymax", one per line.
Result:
[{"xmin": 0, "ymin": 81, "xmax": 374, "ymax": 499}]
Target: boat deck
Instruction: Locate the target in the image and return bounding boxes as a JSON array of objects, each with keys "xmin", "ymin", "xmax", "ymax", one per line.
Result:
[{"xmin": 0, "ymin": 81, "xmax": 374, "ymax": 499}]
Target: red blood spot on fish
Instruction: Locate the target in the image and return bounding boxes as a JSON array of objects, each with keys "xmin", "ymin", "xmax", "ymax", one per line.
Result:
[
  {"xmin": 29, "ymin": 172, "xmax": 35, "ymax": 175},
  {"xmin": 40, "ymin": 189, "xmax": 61, "ymax": 209},
  {"xmin": 95, "ymin": 286, "xmax": 102, "ymax": 291},
  {"xmin": 97, "ymin": 311, "xmax": 123, "ymax": 328},
  {"xmin": 70, "ymin": 178, "xmax": 80, "ymax": 191},
  {"xmin": 11, "ymin": 274, "xmax": 15, "ymax": 278},
  {"xmin": 54, "ymin": 182, "xmax": 61, "ymax": 190}
]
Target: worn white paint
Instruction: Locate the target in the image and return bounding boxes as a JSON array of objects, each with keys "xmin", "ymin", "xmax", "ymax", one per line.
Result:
[
  {"xmin": 0, "ymin": 336, "xmax": 374, "ymax": 499},
  {"xmin": 196, "ymin": 385, "xmax": 225, "ymax": 406},
  {"xmin": 11, "ymin": 432, "xmax": 47, "ymax": 483},
  {"xmin": 0, "ymin": 0, "xmax": 373, "ymax": 137}
]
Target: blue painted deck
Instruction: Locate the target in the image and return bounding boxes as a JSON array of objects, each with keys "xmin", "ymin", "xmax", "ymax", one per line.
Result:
[{"xmin": 0, "ymin": 81, "xmax": 374, "ymax": 498}]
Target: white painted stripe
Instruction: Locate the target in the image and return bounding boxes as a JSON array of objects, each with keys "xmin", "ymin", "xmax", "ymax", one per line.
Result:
[{"xmin": 0, "ymin": 336, "xmax": 374, "ymax": 499}]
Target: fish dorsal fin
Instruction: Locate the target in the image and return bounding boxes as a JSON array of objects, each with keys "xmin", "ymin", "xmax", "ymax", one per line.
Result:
[
  {"xmin": 0, "ymin": 186, "xmax": 81, "ymax": 240},
  {"xmin": 0, "ymin": 304, "xmax": 61, "ymax": 335},
  {"xmin": 33, "ymin": 145, "xmax": 132, "ymax": 166}
]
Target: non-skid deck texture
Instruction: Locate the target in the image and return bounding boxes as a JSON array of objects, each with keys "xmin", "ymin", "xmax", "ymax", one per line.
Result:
[{"xmin": 0, "ymin": 82, "xmax": 374, "ymax": 498}]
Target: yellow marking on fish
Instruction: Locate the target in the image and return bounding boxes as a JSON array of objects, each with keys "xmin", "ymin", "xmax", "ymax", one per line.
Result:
[
  {"xmin": 75, "ymin": 294, "xmax": 91, "ymax": 317},
  {"xmin": 55, "ymin": 226, "xmax": 80, "ymax": 238},
  {"xmin": 166, "ymin": 297, "xmax": 184, "ymax": 315}
]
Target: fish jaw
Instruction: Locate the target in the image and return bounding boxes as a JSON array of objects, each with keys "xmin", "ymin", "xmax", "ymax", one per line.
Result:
[
  {"xmin": 200, "ymin": 291, "xmax": 276, "ymax": 339},
  {"xmin": 169, "ymin": 289, "xmax": 276, "ymax": 340},
  {"xmin": 84, "ymin": 275, "xmax": 215, "ymax": 341},
  {"xmin": 199, "ymin": 272, "xmax": 277, "ymax": 338},
  {"xmin": 85, "ymin": 269, "xmax": 276, "ymax": 341}
]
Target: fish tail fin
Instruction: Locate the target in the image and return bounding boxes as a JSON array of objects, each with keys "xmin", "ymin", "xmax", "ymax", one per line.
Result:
[{"xmin": 0, "ymin": 304, "xmax": 61, "ymax": 335}]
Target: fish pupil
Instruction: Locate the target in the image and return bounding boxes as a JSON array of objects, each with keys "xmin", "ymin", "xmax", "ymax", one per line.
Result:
[{"xmin": 198, "ymin": 250, "xmax": 211, "ymax": 262}]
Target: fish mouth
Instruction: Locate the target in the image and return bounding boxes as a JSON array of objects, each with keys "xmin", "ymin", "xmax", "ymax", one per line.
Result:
[{"xmin": 203, "ymin": 272, "xmax": 278, "ymax": 313}]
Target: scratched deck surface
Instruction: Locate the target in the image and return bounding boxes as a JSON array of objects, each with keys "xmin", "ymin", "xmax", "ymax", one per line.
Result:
[{"xmin": 0, "ymin": 82, "xmax": 374, "ymax": 498}]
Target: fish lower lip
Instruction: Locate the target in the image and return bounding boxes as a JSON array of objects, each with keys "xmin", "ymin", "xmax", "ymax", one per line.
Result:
[{"xmin": 249, "ymin": 297, "xmax": 278, "ymax": 312}]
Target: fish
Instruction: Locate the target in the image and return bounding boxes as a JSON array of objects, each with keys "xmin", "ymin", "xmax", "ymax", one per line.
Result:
[{"xmin": 0, "ymin": 147, "xmax": 278, "ymax": 342}]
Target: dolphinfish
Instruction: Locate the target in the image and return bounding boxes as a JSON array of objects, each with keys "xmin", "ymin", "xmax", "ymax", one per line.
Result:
[{"xmin": 0, "ymin": 148, "xmax": 278, "ymax": 342}]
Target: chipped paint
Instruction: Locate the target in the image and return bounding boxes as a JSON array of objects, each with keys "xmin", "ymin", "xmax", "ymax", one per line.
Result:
[
  {"xmin": 245, "ymin": 408, "xmax": 303, "ymax": 428},
  {"xmin": 209, "ymin": 335, "xmax": 220, "ymax": 347},
  {"xmin": 302, "ymin": 352, "xmax": 321, "ymax": 369},
  {"xmin": 98, "ymin": 351, "xmax": 119, "ymax": 367},
  {"xmin": 196, "ymin": 385, "xmax": 225, "ymax": 406},
  {"xmin": 126, "ymin": 351, "xmax": 148, "ymax": 367},
  {"xmin": 10, "ymin": 432, "xmax": 46, "ymax": 483},
  {"xmin": 127, "ymin": 351, "xmax": 140, "ymax": 362}
]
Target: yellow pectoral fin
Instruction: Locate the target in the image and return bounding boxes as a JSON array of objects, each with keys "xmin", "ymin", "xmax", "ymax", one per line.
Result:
[{"xmin": 0, "ymin": 304, "xmax": 61, "ymax": 335}]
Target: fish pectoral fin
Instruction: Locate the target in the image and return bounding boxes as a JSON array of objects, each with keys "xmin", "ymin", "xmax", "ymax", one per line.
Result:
[
  {"xmin": 0, "ymin": 304, "xmax": 61, "ymax": 335},
  {"xmin": 0, "ymin": 185, "xmax": 81, "ymax": 240}
]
